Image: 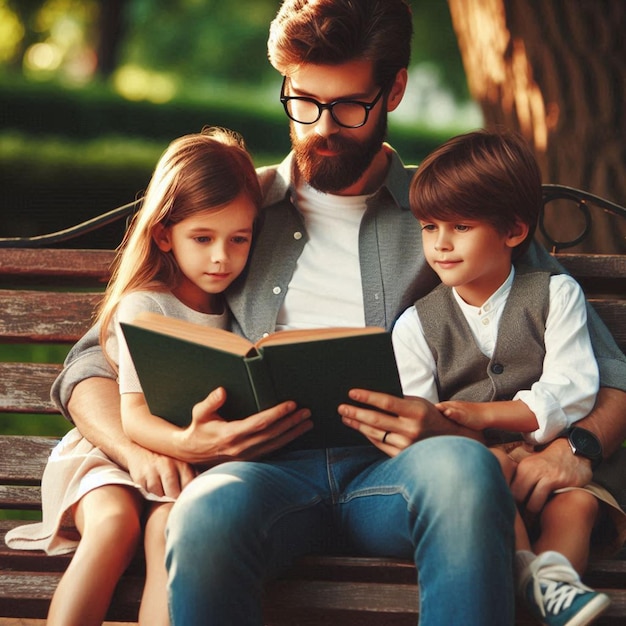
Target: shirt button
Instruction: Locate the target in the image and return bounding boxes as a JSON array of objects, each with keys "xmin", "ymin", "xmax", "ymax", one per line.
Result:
[
  {"xmin": 272, "ymin": 286, "xmax": 282, "ymax": 295},
  {"xmin": 293, "ymin": 231, "xmax": 303, "ymax": 240},
  {"xmin": 483, "ymin": 303, "xmax": 491, "ymax": 312},
  {"xmin": 491, "ymin": 363, "xmax": 504, "ymax": 375},
  {"xmin": 482, "ymin": 317, "xmax": 490, "ymax": 326}
]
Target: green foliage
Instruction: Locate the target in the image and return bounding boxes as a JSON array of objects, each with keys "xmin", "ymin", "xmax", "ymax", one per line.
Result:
[{"xmin": 0, "ymin": 76, "xmax": 453, "ymax": 245}]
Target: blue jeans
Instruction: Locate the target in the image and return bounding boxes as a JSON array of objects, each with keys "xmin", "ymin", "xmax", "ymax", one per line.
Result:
[{"xmin": 165, "ymin": 436, "xmax": 515, "ymax": 625}]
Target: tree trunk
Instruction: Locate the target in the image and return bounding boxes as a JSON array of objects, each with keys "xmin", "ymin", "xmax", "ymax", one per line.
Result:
[
  {"xmin": 95, "ymin": 0, "xmax": 127, "ymax": 78},
  {"xmin": 447, "ymin": 0, "xmax": 625, "ymax": 253}
]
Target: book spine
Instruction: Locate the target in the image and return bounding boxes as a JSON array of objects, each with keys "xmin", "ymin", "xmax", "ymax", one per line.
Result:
[{"xmin": 244, "ymin": 354, "xmax": 278, "ymax": 411}]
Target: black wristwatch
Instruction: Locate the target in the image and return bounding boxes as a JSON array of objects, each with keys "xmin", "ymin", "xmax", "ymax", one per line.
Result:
[{"xmin": 563, "ymin": 426, "xmax": 603, "ymax": 470}]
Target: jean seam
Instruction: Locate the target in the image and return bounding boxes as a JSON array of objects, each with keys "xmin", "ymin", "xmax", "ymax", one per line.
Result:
[{"xmin": 259, "ymin": 495, "xmax": 325, "ymax": 541}]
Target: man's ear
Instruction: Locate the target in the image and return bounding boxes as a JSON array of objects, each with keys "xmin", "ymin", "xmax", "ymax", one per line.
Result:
[
  {"xmin": 386, "ymin": 68, "xmax": 408, "ymax": 113},
  {"xmin": 153, "ymin": 223, "xmax": 172, "ymax": 252},
  {"xmin": 505, "ymin": 221, "xmax": 530, "ymax": 249}
]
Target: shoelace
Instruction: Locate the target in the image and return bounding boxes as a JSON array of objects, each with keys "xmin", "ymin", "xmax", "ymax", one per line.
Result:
[{"xmin": 531, "ymin": 564, "xmax": 589, "ymax": 617}]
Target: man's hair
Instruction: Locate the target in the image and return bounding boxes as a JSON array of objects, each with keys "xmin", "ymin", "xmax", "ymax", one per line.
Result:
[
  {"xmin": 267, "ymin": 0, "xmax": 413, "ymax": 86},
  {"xmin": 409, "ymin": 129, "xmax": 543, "ymax": 258}
]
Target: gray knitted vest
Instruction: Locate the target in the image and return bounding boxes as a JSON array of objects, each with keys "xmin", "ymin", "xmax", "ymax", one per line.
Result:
[{"xmin": 416, "ymin": 267, "xmax": 551, "ymax": 440}]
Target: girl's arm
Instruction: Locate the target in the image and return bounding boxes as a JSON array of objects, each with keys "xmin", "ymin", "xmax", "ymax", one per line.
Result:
[{"xmin": 122, "ymin": 387, "xmax": 313, "ymax": 466}]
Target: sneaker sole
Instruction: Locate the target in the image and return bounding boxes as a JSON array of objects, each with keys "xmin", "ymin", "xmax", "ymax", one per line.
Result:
[{"xmin": 563, "ymin": 592, "xmax": 611, "ymax": 626}]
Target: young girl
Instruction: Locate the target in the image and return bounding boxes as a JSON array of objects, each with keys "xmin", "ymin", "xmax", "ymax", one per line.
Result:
[
  {"xmin": 6, "ymin": 127, "xmax": 262, "ymax": 625},
  {"xmin": 392, "ymin": 129, "xmax": 626, "ymax": 626}
]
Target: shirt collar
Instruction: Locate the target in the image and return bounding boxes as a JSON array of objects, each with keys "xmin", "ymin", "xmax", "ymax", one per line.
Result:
[{"xmin": 452, "ymin": 265, "xmax": 516, "ymax": 315}]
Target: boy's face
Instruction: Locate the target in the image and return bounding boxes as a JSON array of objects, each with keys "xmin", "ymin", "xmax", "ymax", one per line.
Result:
[
  {"xmin": 284, "ymin": 60, "xmax": 405, "ymax": 195},
  {"xmin": 153, "ymin": 195, "xmax": 256, "ymax": 313},
  {"xmin": 420, "ymin": 217, "xmax": 525, "ymax": 307}
]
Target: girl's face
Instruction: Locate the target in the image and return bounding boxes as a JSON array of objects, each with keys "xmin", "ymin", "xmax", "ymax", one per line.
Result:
[
  {"xmin": 154, "ymin": 194, "xmax": 256, "ymax": 313},
  {"xmin": 420, "ymin": 217, "xmax": 527, "ymax": 307}
]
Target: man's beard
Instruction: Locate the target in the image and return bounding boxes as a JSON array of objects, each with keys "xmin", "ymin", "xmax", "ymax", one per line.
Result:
[{"xmin": 291, "ymin": 112, "xmax": 388, "ymax": 193}]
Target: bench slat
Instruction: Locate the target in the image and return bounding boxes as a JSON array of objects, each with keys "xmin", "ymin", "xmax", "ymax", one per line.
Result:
[
  {"xmin": 0, "ymin": 249, "xmax": 114, "ymax": 281},
  {"xmin": 0, "ymin": 436, "xmax": 57, "ymax": 483},
  {"xmin": 0, "ymin": 364, "xmax": 61, "ymax": 413},
  {"xmin": 0, "ymin": 291, "xmax": 101, "ymax": 342},
  {"xmin": 0, "ymin": 485, "xmax": 42, "ymax": 509},
  {"xmin": 557, "ymin": 254, "xmax": 626, "ymax": 280}
]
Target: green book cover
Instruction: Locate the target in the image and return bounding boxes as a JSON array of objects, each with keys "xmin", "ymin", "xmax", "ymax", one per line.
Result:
[{"xmin": 120, "ymin": 312, "xmax": 403, "ymax": 449}]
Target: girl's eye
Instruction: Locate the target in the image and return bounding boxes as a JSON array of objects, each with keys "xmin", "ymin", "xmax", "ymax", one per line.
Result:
[
  {"xmin": 232, "ymin": 236, "xmax": 250, "ymax": 244},
  {"xmin": 194, "ymin": 236, "xmax": 211, "ymax": 243},
  {"xmin": 455, "ymin": 224, "xmax": 470, "ymax": 232}
]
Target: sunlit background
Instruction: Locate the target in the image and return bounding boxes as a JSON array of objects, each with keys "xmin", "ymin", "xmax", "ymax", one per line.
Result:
[{"xmin": 0, "ymin": 0, "xmax": 483, "ymax": 249}]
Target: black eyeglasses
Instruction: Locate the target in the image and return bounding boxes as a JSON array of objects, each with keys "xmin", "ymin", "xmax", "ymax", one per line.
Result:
[{"xmin": 280, "ymin": 77, "xmax": 386, "ymax": 129}]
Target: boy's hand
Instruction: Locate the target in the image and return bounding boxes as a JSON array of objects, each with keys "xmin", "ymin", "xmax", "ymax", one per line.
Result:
[
  {"xmin": 436, "ymin": 400, "xmax": 486, "ymax": 430},
  {"xmin": 339, "ymin": 389, "xmax": 481, "ymax": 455}
]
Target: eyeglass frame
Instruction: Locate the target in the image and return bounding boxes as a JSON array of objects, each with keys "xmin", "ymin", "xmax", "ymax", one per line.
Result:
[{"xmin": 279, "ymin": 76, "xmax": 387, "ymax": 129}]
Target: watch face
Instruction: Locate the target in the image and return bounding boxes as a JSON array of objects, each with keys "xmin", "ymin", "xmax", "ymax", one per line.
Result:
[{"xmin": 571, "ymin": 427, "xmax": 602, "ymax": 457}]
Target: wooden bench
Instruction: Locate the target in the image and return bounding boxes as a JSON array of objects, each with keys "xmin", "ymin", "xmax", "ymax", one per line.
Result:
[{"xmin": 1, "ymin": 185, "xmax": 625, "ymax": 624}]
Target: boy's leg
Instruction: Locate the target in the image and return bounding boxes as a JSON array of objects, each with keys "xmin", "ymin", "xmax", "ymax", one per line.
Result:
[
  {"xmin": 341, "ymin": 436, "xmax": 517, "ymax": 626},
  {"xmin": 490, "ymin": 446, "xmax": 533, "ymax": 551},
  {"xmin": 139, "ymin": 502, "xmax": 173, "ymax": 626},
  {"xmin": 518, "ymin": 491, "xmax": 609, "ymax": 625},
  {"xmin": 47, "ymin": 485, "xmax": 143, "ymax": 626},
  {"xmin": 533, "ymin": 489, "xmax": 599, "ymax": 574}
]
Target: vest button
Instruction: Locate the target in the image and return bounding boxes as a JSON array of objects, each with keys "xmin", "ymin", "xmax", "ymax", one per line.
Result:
[{"xmin": 491, "ymin": 363, "xmax": 504, "ymax": 375}]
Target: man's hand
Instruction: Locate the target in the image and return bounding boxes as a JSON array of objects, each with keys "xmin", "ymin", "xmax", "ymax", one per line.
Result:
[
  {"xmin": 509, "ymin": 438, "xmax": 593, "ymax": 514},
  {"xmin": 338, "ymin": 389, "xmax": 480, "ymax": 455}
]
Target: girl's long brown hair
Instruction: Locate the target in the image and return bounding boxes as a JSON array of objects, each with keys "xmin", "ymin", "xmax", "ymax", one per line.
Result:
[{"xmin": 96, "ymin": 127, "xmax": 261, "ymax": 367}]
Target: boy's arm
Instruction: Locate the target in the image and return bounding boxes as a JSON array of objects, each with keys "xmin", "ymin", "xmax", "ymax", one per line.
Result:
[
  {"xmin": 512, "ymin": 387, "xmax": 626, "ymax": 514},
  {"xmin": 437, "ymin": 399, "xmax": 539, "ymax": 432}
]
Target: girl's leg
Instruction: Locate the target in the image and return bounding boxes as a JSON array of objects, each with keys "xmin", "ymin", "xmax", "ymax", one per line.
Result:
[
  {"xmin": 47, "ymin": 485, "xmax": 143, "ymax": 626},
  {"xmin": 139, "ymin": 502, "xmax": 173, "ymax": 626},
  {"xmin": 533, "ymin": 489, "xmax": 599, "ymax": 574}
]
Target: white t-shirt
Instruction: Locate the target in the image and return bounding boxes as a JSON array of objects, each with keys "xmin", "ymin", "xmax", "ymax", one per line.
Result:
[{"xmin": 275, "ymin": 181, "xmax": 369, "ymax": 330}]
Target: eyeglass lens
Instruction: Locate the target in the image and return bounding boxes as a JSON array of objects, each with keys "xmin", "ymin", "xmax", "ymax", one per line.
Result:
[{"xmin": 284, "ymin": 99, "xmax": 370, "ymax": 128}]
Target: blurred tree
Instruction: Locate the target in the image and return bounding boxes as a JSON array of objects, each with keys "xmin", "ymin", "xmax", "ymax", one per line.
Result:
[
  {"xmin": 94, "ymin": 0, "xmax": 126, "ymax": 77},
  {"xmin": 4, "ymin": 0, "xmax": 44, "ymax": 71},
  {"xmin": 448, "ymin": 0, "xmax": 625, "ymax": 253}
]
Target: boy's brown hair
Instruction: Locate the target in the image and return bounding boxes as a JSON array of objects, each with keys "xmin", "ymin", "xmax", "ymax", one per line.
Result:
[
  {"xmin": 409, "ymin": 128, "xmax": 543, "ymax": 258},
  {"xmin": 267, "ymin": 0, "xmax": 413, "ymax": 87}
]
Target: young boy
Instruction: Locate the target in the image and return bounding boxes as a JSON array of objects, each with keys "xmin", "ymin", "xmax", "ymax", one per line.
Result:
[{"xmin": 392, "ymin": 129, "xmax": 625, "ymax": 626}]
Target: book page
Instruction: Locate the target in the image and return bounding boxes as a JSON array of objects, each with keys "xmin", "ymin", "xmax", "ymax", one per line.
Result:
[
  {"xmin": 130, "ymin": 311, "xmax": 255, "ymax": 356},
  {"xmin": 255, "ymin": 325, "xmax": 385, "ymax": 348}
]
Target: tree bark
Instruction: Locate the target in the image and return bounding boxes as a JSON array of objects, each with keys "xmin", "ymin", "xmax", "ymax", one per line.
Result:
[{"xmin": 447, "ymin": 0, "xmax": 625, "ymax": 253}]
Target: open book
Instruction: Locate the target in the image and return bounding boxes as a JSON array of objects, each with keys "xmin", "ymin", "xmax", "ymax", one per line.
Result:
[{"xmin": 120, "ymin": 312, "xmax": 403, "ymax": 450}]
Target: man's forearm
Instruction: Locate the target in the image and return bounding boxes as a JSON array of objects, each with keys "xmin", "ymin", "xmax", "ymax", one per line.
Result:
[
  {"xmin": 577, "ymin": 387, "xmax": 626, "ymax": 457},
  {"xmin": 67, "ymin": 376, "xmax": 137, "ymax": 471}
]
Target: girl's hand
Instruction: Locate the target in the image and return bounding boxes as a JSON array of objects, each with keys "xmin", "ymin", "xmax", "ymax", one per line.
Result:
[
  {"xmin": 173, "ymin": 386, "xmax": 313, "ymax": 465},
  {"xmin": 339, "ymin": 389, "xmax": 479, "ymax": 456}
]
